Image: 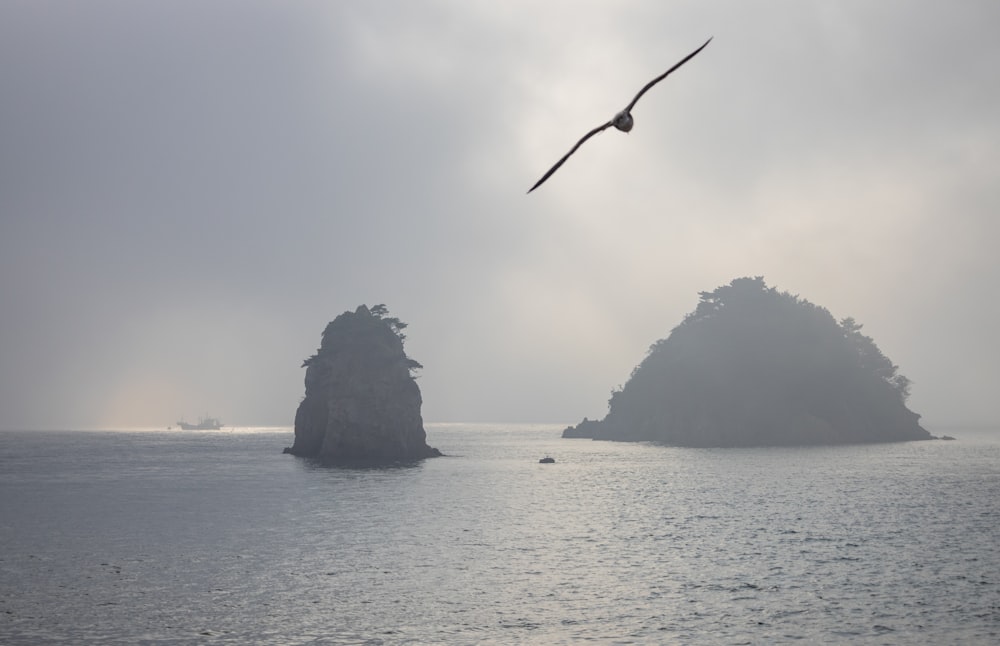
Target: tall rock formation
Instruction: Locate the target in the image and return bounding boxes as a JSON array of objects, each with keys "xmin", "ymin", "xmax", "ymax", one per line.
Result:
[
  {"xmin": 564, "ymin": 277, "xmax": 932, "ymax": 447},
  {"xmin": 284, "ymin": 305, "xmax": 441, "ymax": 463}
]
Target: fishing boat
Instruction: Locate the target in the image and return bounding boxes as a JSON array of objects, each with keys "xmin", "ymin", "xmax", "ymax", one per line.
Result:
[{"xmin": 175, "ymin": 416, "xmax": 223, "ymax": 430}]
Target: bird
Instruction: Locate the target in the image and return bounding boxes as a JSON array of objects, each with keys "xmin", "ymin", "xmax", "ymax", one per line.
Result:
[{"xmin": 527, "ymin": 37, "xmax": 712, "ymax": 194}]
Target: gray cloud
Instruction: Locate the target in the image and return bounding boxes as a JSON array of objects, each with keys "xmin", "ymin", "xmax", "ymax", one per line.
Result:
[{"xmin": 1, "ymin": 1, "xmax": 997, "ymax": 429}]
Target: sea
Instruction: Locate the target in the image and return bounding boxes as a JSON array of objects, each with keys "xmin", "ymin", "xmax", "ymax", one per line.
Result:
[{"xmin": 1, "ymin": 423, "xmax": 998, "ymax": 645}]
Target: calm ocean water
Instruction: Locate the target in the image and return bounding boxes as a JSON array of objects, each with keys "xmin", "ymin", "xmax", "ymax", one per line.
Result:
[{"xmin": 1, "ymin": 424, "xmax": 998, "ymax": 644}]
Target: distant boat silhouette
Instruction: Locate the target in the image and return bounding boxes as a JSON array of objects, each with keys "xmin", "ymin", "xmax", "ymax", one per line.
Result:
[
  {"xmin": 539, "ymin": 456, "xmax": 555, "ymax": 464},
  {"xmin": 176, "ymin": 416, "xmax": 223, "ymax": 430},
  {"xmin": 528, "ymin": 37, "xmax": 712, "ymax": 193}
]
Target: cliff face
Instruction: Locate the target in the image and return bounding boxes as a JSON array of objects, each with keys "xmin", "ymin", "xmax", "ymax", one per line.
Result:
[
  {"xmin": 285, "ymin": 305, "xmax": 441, "ymax": 463},
  {"xmin": 564, "ymin": 277, "xmax": 932, "ymax": 447}
]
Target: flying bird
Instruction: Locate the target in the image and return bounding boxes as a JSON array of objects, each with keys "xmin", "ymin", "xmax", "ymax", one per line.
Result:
[{"xmin": 527, "ymin": 37, "xmax": 712, "ymax": 194}]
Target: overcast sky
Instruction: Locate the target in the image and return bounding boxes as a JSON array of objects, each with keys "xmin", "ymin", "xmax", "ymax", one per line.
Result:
[{"xmin": 1, "ymin": 1, "xmax": 997, "ymax": 430}]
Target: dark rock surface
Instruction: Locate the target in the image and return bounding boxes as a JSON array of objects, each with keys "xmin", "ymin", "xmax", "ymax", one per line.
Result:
[
  {"xmin": 564, "ymin": 277, "xmax": 932, "ymax": 447},
  {"xmin": 284, "ymin": 305, "xmax": 441, "ymax": 464}
]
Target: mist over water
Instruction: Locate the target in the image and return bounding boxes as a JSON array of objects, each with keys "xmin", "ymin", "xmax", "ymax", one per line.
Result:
[{"xmin": 1, "ymin": 425, "xmax": 998, "ymax": 644}]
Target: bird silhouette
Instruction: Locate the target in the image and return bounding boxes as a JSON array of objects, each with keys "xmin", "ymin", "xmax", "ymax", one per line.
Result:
[{"xmin": 527, "ymin": 37, "xmax": 712, "ymax": 193}]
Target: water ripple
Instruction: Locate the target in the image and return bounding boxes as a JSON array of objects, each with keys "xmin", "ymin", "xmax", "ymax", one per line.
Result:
[{"xmin": 1, "ymin": 426, "xmax": 999, "ymax": 643}]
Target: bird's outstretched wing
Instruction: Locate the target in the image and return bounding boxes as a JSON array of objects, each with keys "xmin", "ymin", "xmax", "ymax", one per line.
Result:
[
  {"xmin": 527, "ymin": 119, "xmax": 614, "ymax": 193},
  {"xmin": 623, "ymin": 36, "xmax": 712, "ymax": 114}
]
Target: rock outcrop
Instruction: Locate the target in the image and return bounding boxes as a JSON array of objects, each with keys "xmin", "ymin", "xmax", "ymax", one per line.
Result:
[
  {"xmin": 564, "ymin": 277, "xmax": 932, "ymax": 447},
  {"xmin": 284, "ymin": 305, "xmax": 441, "ymax": 463}
]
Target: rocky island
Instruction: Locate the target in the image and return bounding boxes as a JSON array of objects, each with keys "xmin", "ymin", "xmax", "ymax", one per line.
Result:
[
  {"xmin": 564, "ymin": 277, "xmax": 932, "ymax": 447},
  {"xmin": 284, "ymin": 304, "xmax": 441, "ymax": 464}
]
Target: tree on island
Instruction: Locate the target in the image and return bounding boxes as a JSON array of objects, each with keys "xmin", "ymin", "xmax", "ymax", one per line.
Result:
[{"xmin": 564, "ymin": 277, "xmax": 931, "ymax": 447}]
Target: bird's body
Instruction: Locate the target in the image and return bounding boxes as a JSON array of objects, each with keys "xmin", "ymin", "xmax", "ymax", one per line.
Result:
[
  {"xmin": 527, "ymin": 37, "xmax": 712, "ymax": 193},
  {"xmin": 611, "ymin": 110, "xmax": 634, "ymax": 133}
]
